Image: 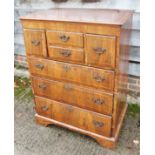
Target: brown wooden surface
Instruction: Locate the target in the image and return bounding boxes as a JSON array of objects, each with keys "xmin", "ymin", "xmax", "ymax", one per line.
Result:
[
  {"xmin": 46, "ymin": 30, "xmax": 84, "ymax": 48},
  {"xmin": 21, "ymin": 9, "xmax": 133, "ymax": 149},
  {"xmin": 48, "ymin": 46, "xmax": 84, "ymax": 64},
  {"xmin": 35, "ymin": 114, "xmax": 116, "ymax": 148},
  {"xmin": 23, "ymin": 29, "xmax": 47, "ymax": 57},
  {"xmin": 28, "ymin": 57, "xmax": 115, "ymax": 91},
  {"xmin": 85, "ymin": 34, "xmax": 116, "ymax": 69},
  {"xmin": 20, "ymin": 8, "xmax": 133, "ymax": 26},
  {"xmin": 35, "ymin": 103, "xmax": 128, "ymax": 149},
  {"xmin": 21, "ymin": 21, "xmax": 121, "ymax": 37},
  {"xmin": 35, "ymin": 96, "xmax": 112, "ymax": 137},
  {"xmin": 35, "ymin": 96, "xmax": 128, "ymax": 149},
  {"xmin": 32, "ymin": 76, "xmax": 113, "ymax": 115},
  {"xmin": 112, "ymin": 14, "xmax": 133, "ymax": 135}
]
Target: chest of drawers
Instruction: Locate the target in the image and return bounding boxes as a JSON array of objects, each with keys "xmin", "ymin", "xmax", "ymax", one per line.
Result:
[{"xmin": 20, "ymin": 9, "xmax": 133, "ymax": 148}]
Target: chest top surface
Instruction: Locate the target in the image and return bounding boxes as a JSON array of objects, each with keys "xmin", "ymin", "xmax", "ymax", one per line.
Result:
[{"xmin": 20, "ymin": 8, "xmax": 133, "ymax": 26}]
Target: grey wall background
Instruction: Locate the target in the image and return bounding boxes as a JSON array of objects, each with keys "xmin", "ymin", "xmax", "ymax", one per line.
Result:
[{"xmin": 14, "ymin": 0, "xmax": 140, "ymax": 77}]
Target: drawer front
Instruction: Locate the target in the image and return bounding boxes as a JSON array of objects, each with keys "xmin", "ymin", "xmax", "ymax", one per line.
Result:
[
  {"xmin": 46, "ymin": 31, "xmax": 84, "ymax": 48},
  {"xmin": 23, "ymin": 29, "xmax": 47, "ymax": 57},
  {"xmin": 85, "ymin": 34, "xmax": 116, "ymax": 69},
  {"xmin": 35, "ymin": 96, "xmax": 112, "ymax": 137},
  {"xmin": 28, "ymin": 57, "xmax": 114, "ymax": 91},
  {"xmin": 32, "ymin": 77, "xmax": 113, "ymax": 115},
  {"xmin": 48, "ymin": 46, "xmax": 84, "ymax": 63}
]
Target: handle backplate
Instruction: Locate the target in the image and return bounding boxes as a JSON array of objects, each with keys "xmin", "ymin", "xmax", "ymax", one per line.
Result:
[
  {"xmin": 93, "ymin": 47, "xmax": 106, "ymax": 55},
  {"xmin": 92, "ymin": 98, "xmax": 104, "ymax": 105},
  {"xmin": 41, "ymin": 105, "xmax": 48, "ymax": 111},
  {"xmin": 63, "ymin": 84, "xmax": 73, "ymax": 90},
  {"xmin": 59, "ymin": 35, "xmax": 70, "ymax": 42},
  {"xmin": 38, "ymin": 83, "xmax": 47, "ymax": 90},
  {"xmin": 93, "ymin": 121, "xmax": 104, "ymax": 128},
  {"xmin": 35, "ymin": 64, "xmax": 44, "ymax": 70},
  {"xmin": 59, "ymin": 50, "xmax": 71, "ymax": 57},
  {"xmin": 63, "ymin": 65, "xmax": 71, "ymax": 72},
  {"xmin": 31, "ymin": 40, "xmax": 40, "ymax": 46},
  {"xmin": 93, "ymin": 75, "xmax": 105, "ymax": 83}
]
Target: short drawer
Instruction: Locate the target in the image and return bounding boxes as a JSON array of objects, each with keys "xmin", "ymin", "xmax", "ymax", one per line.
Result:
[
  {"xmin": 23, "ymin": 29, "xmax": 47, "ymax": 57},
  {"xmin": 32, "ymin": 77, "xmax": 113, "ymax": 115},
  {"xmin": 28, "ymin": 57, "xmax": 114, "ymax": 91},
  {"xmin": 46, "ymin": 31, "xmax": 84, "ymax": 48},
  {"xmin": 85, "ymin": 34, "xmax": 116, "ymax": 69},
  {"xmin": 35, "ymin": 96, "xmax": 112, "ymax": 137},
  {"xmin": 48, "ymin": 46, "xmax": 84, "ymax": 63}
]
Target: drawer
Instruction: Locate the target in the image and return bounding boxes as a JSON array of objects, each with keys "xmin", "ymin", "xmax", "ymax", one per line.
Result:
[
  {"xmin": 23, "ymin": 29, "xmax": 47, "ymax": 57},
  {"xmin": 28, "ymin": 57, "xmax": 114, "ymax": 91},
  {"xmin": 85, "ymin": 34, "xmax": 116, "ymax": 69},
  {"xmin": 48, "ymin": 46, "xmax": 84, "ymax": 63},
  {"xmin": 32, "ymin": 77, "xmax": 113, "ymax": 115},
  {"xmin": 46, "ymin": 31, "xmax": 84, "ymax": 48},
  {"xmin": 35, "ymin": 96, "xmax": 112, "ymax": 137}
]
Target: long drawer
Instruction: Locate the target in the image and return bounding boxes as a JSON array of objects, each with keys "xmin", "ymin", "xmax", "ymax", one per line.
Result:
[
  {"xmin": 28, "ymin": 57, "xmax": 114, "ymax": 91},
  {"xmin": 35, "ymin": 96, "xmax": 112, "ymax": 137},
  {"xmin": 31, "ymin": 76, "xmax": 113, "ymax": 115}
]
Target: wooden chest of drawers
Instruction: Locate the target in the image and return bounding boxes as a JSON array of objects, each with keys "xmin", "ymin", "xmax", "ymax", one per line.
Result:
[{"xmin": 20, "ymin": 9, "xmax": 133, "ymax": 148}]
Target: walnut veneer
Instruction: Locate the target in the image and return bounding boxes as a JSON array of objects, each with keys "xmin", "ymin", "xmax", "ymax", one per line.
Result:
[{"xmin": 20, "ymin": 8, "xmax": 133, "ymax": 148}]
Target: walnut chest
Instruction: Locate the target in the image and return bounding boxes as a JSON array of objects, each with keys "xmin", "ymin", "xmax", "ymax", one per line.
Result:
[{"xmin": 20, "ymin": 9, "xmax": 133, "ymax": 148}]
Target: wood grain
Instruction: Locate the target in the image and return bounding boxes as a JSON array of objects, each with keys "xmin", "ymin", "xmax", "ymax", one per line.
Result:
[
  {"xmin": 35, "ymin": 96, "xmax": 112, "ymax": 137},
  {"xmin": 23, "ymin": 29, "xmax": 47, "ymax": 57},
  {"xmin": 48, "ymin": 46, "xmax": 84, "ymax": 64},
  {"xmin": 46, "ymin": 30, "xmax": 84, "ymax": 48},
  {"xmin": 85, "ymin": 34, "xmax": 116, "ymax": 69},
  {"xmin": 28, "ymin": 57, "xmax": 115, "ymax": 91},
  {"xmin": 20, "ymin": 9, "xmax": 133, "ymax": 149},
  {"xmin": 21, "ymin": 21, "xmax": 121, "ymax": 37},
  {"xmin": 20, "ymin": 8, "xmax": 133, "ymax": 26},
  {"xmin": 32, "ymin": 76, "xmax": 113, "ymax": 115},
  {"xmin": 35, "ymin": 102, "xmax": 128, "ymax": 149},
  {"xmin": 112, "ymin": 13, "xmax": 133, "ymax": 135}
]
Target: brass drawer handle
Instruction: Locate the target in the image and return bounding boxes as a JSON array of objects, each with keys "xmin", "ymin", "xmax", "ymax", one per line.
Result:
[
  {"xmin": 92, "ymin": 98, "xmax": 104, "ymax": 105},
  {"xmin": 38, "ymin": 83, "xmax": 47, "ymax": 90},
  {"xmin": 59, "ymin": 50, "xmax": 71, "ymax": 57},
  {"xmin": 35, "ymin": 64, "xmax": 44, "ymax": 70},
  {"xmin": 63, "ymin": 84, "xmax": 73, "ymax": 90},
  {"xmin": 31, "ymin": 40, "xmax": 40, "ymax": 46},
  {"xmin": 93, "ymin": 47, "xmax": 106, "ymax": 55},
  {"xmin": 93, "ymin": 121, "xmax": 104, "ymax": 128},
  {"xmin": 93, "ymin": 75, "xmax": 105, "ymax": 83},
  {"xmin": 59, "ymin": 35, "xmax": 70, "ymax": 42},
  {"xmin": 66, "ymin": 106, "xmax": 74, "ymax": 112},
  {"xmin": 41, "ymin": 105, "xmax": 48, "ymax": 111},
  {"xmin": 63, "ymin": 65, "xmax": 71, "ymax": 72}
]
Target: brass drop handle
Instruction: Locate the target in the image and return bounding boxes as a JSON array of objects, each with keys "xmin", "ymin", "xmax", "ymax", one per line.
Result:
[
  {"xmin": 93, "ymin": 47, "xmax": 106, "ymax": 55},
  {"xmin": 93, "ymin": 75, "xmax": 105, "ymax": 82},
  {"xmin": 93, "ymin": 121, "xmax": 104, "ymax": 128},
  {"xmin": 41, "ymin": 105, "xmax": 48, "ymax": 111},
  {"xmin": 38, "ymin": 83, "xmax": 47, "ymax": 90},
  {"xmin": 59, "ymin": 50, "xmax": 71, "ymax": 57},
  {"xmin": 63, "ymin": 84, "xmax": 73, "ymax": 90},
  {"xmin": 63, "ymin": 65, "xmax": 71, "ymax": 72},
  {"xmin": 59, "ymin": 35, "xmax": 70, "ymax": 42},
  {"xmin": 35, "ymin": 64, "xmax": 44, "ymax": 70},
  {"xmin": 92, "ymin": 98, "xmax": 104, "ymax": 105},
  {"xmin": 31, "ymin": 40, "xmax": 40, "ymax": 46},
  {"xmin": 66, "ymin": 106, "xmax": 74, "ymax": 112}
]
